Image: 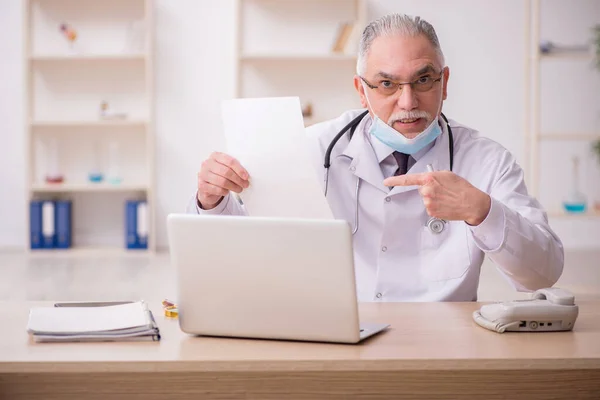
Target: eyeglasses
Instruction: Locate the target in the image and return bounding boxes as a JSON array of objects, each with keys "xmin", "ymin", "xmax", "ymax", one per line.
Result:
[{"xmin": 360, "ymin": 71, "xmax": 443, "ymax": 96}]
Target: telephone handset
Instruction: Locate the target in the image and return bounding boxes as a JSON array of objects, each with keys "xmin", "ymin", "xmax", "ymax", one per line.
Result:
[{"xmin": 473, "ymin": 287, "xmax": 579, "ymax": 333}]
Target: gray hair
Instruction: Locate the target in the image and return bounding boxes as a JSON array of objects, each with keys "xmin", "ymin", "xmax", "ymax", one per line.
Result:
[{"xmin": 356, "ymin": 14, "xmax": 445, "ymax": 76}]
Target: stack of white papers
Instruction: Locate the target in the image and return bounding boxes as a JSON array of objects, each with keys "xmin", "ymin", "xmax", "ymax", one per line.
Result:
[
  {"xmin": 221, "ymin": 96, "xmax": 333, "ymax": 220},
  {"xmin": 27, "ymin": 301, "xmax": 160, "ymax": 342}
]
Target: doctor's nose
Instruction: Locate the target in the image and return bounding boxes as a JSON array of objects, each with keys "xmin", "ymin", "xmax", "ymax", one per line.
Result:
[{"xmin": 396, "ymin": 84, "xmax": 419, "ymax": 110}]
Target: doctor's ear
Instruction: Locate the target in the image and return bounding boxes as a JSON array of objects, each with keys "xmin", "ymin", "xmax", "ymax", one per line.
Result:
[
  {"xmin": 442, "ymin": 67, "xmax": 450, "ymax": 101},
  {"xmin": 354, "ymin": 75, "xmax": 368, "ymax": 108}
]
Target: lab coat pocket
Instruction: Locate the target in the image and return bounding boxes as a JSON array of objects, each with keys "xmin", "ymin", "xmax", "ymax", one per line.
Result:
[{"xmin": 419, "ymin": 221, "xmax": 471, "ymax": 281}]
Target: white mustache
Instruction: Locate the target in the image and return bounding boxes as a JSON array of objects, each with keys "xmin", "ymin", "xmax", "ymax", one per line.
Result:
[{"xmin": 387, "ymin": 110, "xmax": 432, "ymax": 125}]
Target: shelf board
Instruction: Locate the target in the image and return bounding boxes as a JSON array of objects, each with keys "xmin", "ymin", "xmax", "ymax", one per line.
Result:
[
  {"xmin": 241, "ymin": 53, "xmax": 357, "ymax": 62},
  {"xmin": 548, "ymin": 209, "xmax": 600, "ymax": 218},
  {"xmin": 31, "ymin": 183, "xmax": 149, "ymax": 193},
  {"xmin": 537, "ymin": 52, "xmax": 594, "ymax": 60},
  {"xmin": 538, "ymin": 133, "xmax": 600, "ymax": 141},
  {"xmin": 30, "ymin": 54, "xmax": 147, "ymax": 62},
  {"xmin": 28, "ymin": 246, "xmax": 151, "ymax": 258},
  {"xmin": 304, "ymin": 118, "xmax": 329, "ymax": 127},
  {"xmin": 31, "ymin": 120, "xmax": 148, "ymax": 128}
]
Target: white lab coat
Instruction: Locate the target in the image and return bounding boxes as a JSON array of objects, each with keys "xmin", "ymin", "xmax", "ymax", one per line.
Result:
[{"xmin": 187, "ymin": 109, "xmax": 564, "ymax": 302}]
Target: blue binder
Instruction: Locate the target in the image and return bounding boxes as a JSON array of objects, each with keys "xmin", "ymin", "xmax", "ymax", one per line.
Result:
[
  {"xmin": 126, "ymin": 200, "xmax": 139, "ymax": 249},
  {"xmin": 137, "ymin": 201, "xmax": 148, "ymax": 249},
  {"xmin": 30, "ymin": 201, "xmax": 43, "ymax": 249},
  {"xmin": 41, "ymin": 201, "xmax": 55, "ymax": 249},
  {"xmin": 55, "ymin": 200, "xmax": 72, "ymax": 249}
]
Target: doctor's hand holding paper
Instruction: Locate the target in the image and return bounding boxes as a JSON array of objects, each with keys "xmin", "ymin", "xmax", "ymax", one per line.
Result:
[
  {"xmin": 196, "ymin": 152, "xmax": 249, "ymax": 210},
  {"xmin": 187, "ymin": 13, "xmax": 564, "ymax": 303}
]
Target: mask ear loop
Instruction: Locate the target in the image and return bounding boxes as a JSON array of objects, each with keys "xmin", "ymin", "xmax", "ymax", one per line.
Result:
[
  {"xmin": 362, "ymin": 81, "xmax": 391, "ymax": 125},
  {"xmin": 361, "ymin": 81, "xmax": 375, "ymax": 118}
]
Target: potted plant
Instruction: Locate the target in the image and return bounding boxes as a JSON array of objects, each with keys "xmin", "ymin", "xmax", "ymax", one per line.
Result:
[{"xmin": 594, "ymin": 140, "xmax": 600, "ymax": 159}]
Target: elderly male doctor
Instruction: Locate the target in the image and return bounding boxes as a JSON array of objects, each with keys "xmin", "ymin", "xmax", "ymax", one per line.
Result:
[{"xmin": 187, "ymin": 14, "xmax": 564, "ymax": 302}]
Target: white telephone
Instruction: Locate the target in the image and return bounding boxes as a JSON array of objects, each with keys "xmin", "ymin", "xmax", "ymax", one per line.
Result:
[{"xmin": 473, "ymin": 287, "xmax": 579, "ymax": 333}]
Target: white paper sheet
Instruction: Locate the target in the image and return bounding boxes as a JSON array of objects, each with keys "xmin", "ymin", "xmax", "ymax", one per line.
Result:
[
  {"xmin": 221, "ymin": 97, "xmax": 333, "ymax": 219},
  {"xmin": 27, "ymin": 302, "xmax": 150, "ymax": 334}
]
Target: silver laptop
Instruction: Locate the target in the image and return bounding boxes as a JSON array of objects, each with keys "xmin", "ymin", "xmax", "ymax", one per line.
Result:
[{"xmin": 167, "ymin": 214, "xmax": 389, "ymax": 344}]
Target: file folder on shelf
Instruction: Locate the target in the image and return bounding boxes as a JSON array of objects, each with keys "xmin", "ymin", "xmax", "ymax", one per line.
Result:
[
  {"xmin": 55, "ymin": 200, "xmax": 72, "ymax": 249},
  {"xmin": 30, "ymin": 200, "xmax": 72, "ymax": 250},
  {"xmin": 41, "ymin": 201, "xmax": 55, "ymax": 249},
  {"xmin": 30, "ymin": 201, "xmax": 43, "ymax": 249},
  {"xmin": 126, "ymin": 200, "xmax": 148, "ymax": 249}
]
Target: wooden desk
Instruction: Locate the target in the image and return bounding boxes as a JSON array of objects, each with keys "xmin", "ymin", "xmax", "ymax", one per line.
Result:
[{"xmin": 1, "ymin": 301, "xmax": 599, "ymax": 399}]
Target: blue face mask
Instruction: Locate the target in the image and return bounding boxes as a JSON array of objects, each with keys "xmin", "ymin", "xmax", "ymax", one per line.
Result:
[{"xmin": 369, "ymin": 114, "xmax": 442, "ymax": 155}]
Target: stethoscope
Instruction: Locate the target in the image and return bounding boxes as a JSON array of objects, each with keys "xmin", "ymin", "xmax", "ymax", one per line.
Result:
[{"xmin": 323, "ymin": 110, "xmax": 455, "ymax": 235}]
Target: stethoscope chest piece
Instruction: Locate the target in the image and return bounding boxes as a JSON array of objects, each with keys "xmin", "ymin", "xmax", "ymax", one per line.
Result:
[{"xmin": 427, "ymin": 217, "xmax": 446, "ymax": 234}]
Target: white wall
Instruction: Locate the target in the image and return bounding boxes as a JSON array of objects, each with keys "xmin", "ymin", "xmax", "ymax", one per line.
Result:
[
  {"xmin": 153, "ymin": 0, "xmax": 236, "ymax": 248},
  {"xmin": 0, "ymin": 0, "xmax": 26, "ymax": 248},
  {"xmin": 1, "ymin": 0, "xmax": 599, "ymax": 250}
]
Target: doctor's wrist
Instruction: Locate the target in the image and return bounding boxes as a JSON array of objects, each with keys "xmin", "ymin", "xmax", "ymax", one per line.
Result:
[
  {"xmin": 197, "ymin": 192, "xmax": 224, "ymax": 210},
  {"xmin": 465, "ymin": 191, "xmax": 491, "ymax": 226}
]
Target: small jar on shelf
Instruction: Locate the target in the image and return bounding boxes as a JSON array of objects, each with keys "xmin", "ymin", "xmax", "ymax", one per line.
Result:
[
  {"xmin": 562, "ymin": 155, "xmax": 587, "ymax": 214},
  {"xmin": 88, "ymin": 141, "xmax": 104, "ymax": 183},
  {"xmin": 107, "ymin": 141, "xmax": 123, "ymax": 185},
  {"xmin": 42, "ymin": 138, "xmax": 64, "ymax": 184}
]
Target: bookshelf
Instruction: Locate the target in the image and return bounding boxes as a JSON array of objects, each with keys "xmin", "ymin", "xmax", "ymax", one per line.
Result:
[
  {"xmin": 31, "ymin": 120, "xmax": 148, "ymax": 128},
  {"xmin": 234, "ymin": 0, "xmax": 367, "ymax": 126},
  {"xmin": 539, "ymin": 133, "xmax": 600, "ymax": 141},
  {"xmin": 548, "ymin": 209, "xmax": 600, "ymax": 219},
  {"xmin": 30, "ymin": 54, "xmax": 147, "ymax": 62},
  {"xmin": 31, "ymin": 182, "xmax": 149, "ymax": 193},
  {"xmin": 24, "ymin": 0, "xmax": 155, "ymax": 253},
  {"xmin": 526, "ymin": 0, "xmax": 600, "ymax": 219},
  {"xmin": 539, "ymin": 52, "xmax": 594, "ymax": 61},
  {"xmin": 240, "ymin": 54, "xmax": 358, "ymax": 62}
]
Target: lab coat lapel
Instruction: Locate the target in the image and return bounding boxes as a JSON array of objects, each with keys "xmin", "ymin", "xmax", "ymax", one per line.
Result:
[
  {"xmin": 388, "ymin": 118, "xmax": 451, "ymax": 196},
  {"xmin": 340, "ymin": 128, "xmax": 389, "ymax": 194}
]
